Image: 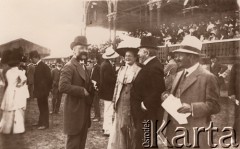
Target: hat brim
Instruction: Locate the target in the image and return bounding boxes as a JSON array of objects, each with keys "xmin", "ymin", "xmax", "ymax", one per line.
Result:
[
  {"xmin": 70, "ymin": 42, "xmax": 90, "ymax": 50},
  {"xmin": 102, "ymin": 52, "xmax": 119, "ymax": 59},
  {"xmin": 115, "ymin": 48, "xmax": 139, "ymax": 57},
  {"xmin": 173, "ymin": 48, "xmax": 202, "ymax": 55}
]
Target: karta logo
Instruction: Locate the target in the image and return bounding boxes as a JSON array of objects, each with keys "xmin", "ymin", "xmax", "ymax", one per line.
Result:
[{"xmin": 142, "ymin": 120, "xmax": 239, "ymax": 148}]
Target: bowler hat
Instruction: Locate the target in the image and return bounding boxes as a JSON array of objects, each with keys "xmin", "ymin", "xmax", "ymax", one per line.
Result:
[
  {"xmin": 138, "ymin": 36, "xmax": 158, "ymax": 50},
  {"xmin": 173, "ymin": 35, "xmax": 202, "ymax": 55},
  {"xmin": 70, "ymin": 36, "xmax": 90, "ymax": 50}
]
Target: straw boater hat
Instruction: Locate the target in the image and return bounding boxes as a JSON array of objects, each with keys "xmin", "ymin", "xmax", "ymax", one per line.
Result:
[
  {"xmin": 173, "ymin": 35, "xmax": 202, "ymax": 55},
  {"xmin": 70, "ymin": 36, "xmax": 90, "ymax": 50},
  {"xmin": 102, "ymin": 46, "xmax": 119, "ymax": 59},
  {"xmin": 115, "ymin": 38, "xmax": 140, "ymax": 56}
]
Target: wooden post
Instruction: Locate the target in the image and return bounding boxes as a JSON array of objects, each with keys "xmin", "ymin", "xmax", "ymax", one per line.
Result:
[{"xmin": 107, "ymin": 1, "xmax": 112, "ymax": 43}]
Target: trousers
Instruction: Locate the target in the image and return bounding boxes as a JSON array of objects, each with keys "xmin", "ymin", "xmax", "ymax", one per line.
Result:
[{"xmin": 102, "ymin": 100, "xmax": 113, "ymax": 134}]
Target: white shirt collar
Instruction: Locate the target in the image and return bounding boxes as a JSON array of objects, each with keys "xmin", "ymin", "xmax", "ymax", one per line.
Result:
[
  {"xmin": 36, "ymin": 59, "xmax": 42, "ymax": 65},
  {"xmin": 79, "ymin": 60, "xmax": 85, "ymax": 65},
  {"xmin": 143, "ymin": 56, "xmax": 156, "ymax": 65},
  {"xmin": 185, "ymin": 62, "xmax": 200, "ymax": 77}
]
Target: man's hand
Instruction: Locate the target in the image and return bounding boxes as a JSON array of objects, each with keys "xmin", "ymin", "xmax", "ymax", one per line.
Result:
[
  {"xmin": 84, "ymin": 88, "xmax": 89, "ymax": 96},
  {"xmin": 229, "ymin": 95, "xmax": 239, "ymax": 106},
  {"xmin": 161, "ymin": 93, "xmax": 169, "ymax": 101},
  {"xmin": 177, "ymin": 103, "xmax": 192, "ymax": 114},
  {"xmin": 141, "ymin": 102, "xmax": 147, "ymax": 111}
]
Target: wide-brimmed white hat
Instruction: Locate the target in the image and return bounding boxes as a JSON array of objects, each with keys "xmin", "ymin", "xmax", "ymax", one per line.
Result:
[
  {"xmin": 173, "ymin": 35, "xmax": 202, "ymax": 55},
  {"xmin": 116, "ymin": 37, "xmax": 140, "ymax": 56},
  {"xmin": 102, "ymin": 46, "xmax": 119, "ymax": 59}
]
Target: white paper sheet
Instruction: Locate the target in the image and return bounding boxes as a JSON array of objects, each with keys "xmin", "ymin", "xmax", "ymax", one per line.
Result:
[{"xmin": 161, "ymin": 94, "xmax": 191, "ymax": 124}]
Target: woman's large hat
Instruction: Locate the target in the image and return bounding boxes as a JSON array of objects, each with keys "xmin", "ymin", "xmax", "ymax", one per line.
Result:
[
  {"xmin": 102, "ymin": 46, "xmax": 119, "ymax": 59},
  {"xmin": 116, "ymin": 37, "xmax": 140, "ymax": 56},
  {"xmin": 70, "ymin": 36, "xmax": 90, "ymax": 50},
  {"xmin": 173, "ymin": 35, "xmax": 202, "ymax": 55}
]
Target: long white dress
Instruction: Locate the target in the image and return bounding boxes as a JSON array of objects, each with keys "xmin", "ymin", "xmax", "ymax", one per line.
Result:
[{"xmin": 0, "ymin": 67, "xmax": 29, "ymax": 134}]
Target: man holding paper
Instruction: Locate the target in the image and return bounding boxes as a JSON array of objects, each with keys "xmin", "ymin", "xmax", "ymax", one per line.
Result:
[{"xmin": 162, "ymin": 35, "xmax": 220, "ymax": 148}]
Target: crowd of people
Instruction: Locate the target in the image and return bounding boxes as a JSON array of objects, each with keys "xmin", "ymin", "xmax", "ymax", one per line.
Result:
[
  {"xmin": 128, "ymin": 14, "xmax": 239, "ymax": 46},
  {"xmin": 0, "ymin": 34, "xmax": 239, "ymax": 149}
]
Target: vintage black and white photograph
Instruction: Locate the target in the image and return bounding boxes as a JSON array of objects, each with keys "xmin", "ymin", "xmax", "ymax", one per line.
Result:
[{"xmin": 0, "ymin": 0, "xmax": 239, "ymax": 149}]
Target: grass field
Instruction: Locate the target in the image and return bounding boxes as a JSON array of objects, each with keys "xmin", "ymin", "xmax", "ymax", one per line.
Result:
[{"xmin": 0, "ymin": 94, "xmax": 239, "ymax": 149}]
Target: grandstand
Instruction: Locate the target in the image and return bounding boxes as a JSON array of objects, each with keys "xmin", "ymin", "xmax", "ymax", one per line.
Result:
[{"xmin": 84, "ymin": 0, "xmax": 239, "ymax": 63}]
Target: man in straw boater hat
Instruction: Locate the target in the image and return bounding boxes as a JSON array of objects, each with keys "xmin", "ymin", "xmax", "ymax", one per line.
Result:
[
  {"xmin": 99, "ymin": 46, "xmax": 119, "ymax": 136},
  {"xmin": 161, "ymin": 35, "xmax": 220, "ymax": 149},
  {"xmin": 59, "ymin": 36, "xmax": 94, "ymax": 149},
  {"xmin": 130, "ymin": 36, "xmax": 165, "ymax": 149}
]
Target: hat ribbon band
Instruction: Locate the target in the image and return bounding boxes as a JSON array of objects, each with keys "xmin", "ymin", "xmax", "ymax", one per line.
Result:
[
  {"xmin": 106, "ymin": 52, "xmax": 116, "ymax": 57},
  {"xmin": 180, "ymin": 45, "xmax": 201, "ymax": 54}
]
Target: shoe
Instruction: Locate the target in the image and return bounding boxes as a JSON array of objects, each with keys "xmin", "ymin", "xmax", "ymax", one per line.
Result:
[
  {"xmin": 92, "ymin": 118, "xmax": 99, "ymax": 122},
  {"xmin": 103, "ymin": 133, "xmax": 110, "ymax": 137},
  {"xmin": 37, "ymin": 126, "xmax": 48, "ymax": 130}
]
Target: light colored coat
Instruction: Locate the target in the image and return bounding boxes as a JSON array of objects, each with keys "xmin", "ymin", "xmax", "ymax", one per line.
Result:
[
  {"xmin": 1, "ymin": 67, "xmax": 28, "ymax": 111},
  {"xmin": 164, "ymin": 65, "xmax": 220, "ymax": 148},
  {"xmin": 112, "ymin": 64, "xmax": 141, "ymax": 108}
]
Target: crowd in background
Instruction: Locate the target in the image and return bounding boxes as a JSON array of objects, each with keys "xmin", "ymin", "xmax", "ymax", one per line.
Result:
[{"xmin": 127, "ymin": 14, "xmax": 239, "ymax": 46}]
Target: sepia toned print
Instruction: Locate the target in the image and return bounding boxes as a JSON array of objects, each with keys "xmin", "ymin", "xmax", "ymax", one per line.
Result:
[{"xmin": 0, "ymin": 0, "xmax": 239, "ymax": 149}]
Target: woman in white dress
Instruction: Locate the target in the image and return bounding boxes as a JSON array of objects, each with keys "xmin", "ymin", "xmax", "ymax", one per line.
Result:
[{"xmin": 0, "ymin": 48, "xmax": 29, "ymax": 134}]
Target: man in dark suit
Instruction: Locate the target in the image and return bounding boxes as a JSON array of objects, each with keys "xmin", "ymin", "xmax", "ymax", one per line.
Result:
[
  {"xmin": 131, "ymin": 36, "xmax": 165, "ymax": 148},
  {"xmin": 99, "ymin": 46, "xmax": 119, "ymax": 136},
  {"xmin": 26, "ymin": 63, "xmax": 35, "ymax": 100},
  {"xmin": 51, "ymin": 63, "xmax": 62, "ymax": 114},
  {"xmin": 90, "ymin": 57, "xmax": 101, "ymax": 122},
  {"xmin": 59, "ymin": 36, "xmax": 93, "ymax": 149},
  {"xmin": 210, "ymin": 55, "xmax": 228, "ymax": 86},
  {"xmin": 228, "ymin": 62, "xmax": 240, "ymax": 142},
  {"xmin": 29, "ymin": 51, "xmax": 52, "ymax": 130}
]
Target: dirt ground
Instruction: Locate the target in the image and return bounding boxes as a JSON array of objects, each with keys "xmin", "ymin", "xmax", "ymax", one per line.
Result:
[{"xmin": 0, "ymin": 94, "xmax": 239, "ymax": 149}]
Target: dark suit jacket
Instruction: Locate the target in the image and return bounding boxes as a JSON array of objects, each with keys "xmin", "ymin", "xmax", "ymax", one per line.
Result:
[
  {"xmin": 59, "ymin": 57, "xmax": 93, "ymax": 135},
  {"xmin": 26, "ymin": 64, "xmax": 35, "ymax": 85},
  {"xmin": 229, "ymin": 63, "xmax": 240, "ymax": 99},
  {"xmin": 99, "ymin": 60, "xmax": 116, "ymax": 101},
  {"xmin": 33, "ymin": 61, "xmax": 52, "ymax": 98},
  {"xmin": 210, "ymin": 62, "xmax": 228, "ymax": 76},
  {"xmin": 51, "ymin": 68, "xmax": 61, "ymax": 89},
  {"xmin": 91, "ymin": 63, "xmax": 100, "ymax": 88},
  {"xmin": 131, "ymin": 57, "xmax": 165, "ymax": 125}
]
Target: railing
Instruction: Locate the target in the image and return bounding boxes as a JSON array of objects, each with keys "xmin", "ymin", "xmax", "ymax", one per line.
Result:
[{"xmin": 157, "ymin": 38, "xmax": 240, "ymax": 64}]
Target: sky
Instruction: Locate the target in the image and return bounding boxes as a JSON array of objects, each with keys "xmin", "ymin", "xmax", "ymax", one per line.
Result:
[{"xmin": 0, "ymin": 0, "xmax": 89, "ymax": 57}]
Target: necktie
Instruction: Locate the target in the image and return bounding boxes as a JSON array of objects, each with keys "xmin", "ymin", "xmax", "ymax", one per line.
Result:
[{"xmin": 183, "ymin": 70, "xmax": 188, "ymax": 79}]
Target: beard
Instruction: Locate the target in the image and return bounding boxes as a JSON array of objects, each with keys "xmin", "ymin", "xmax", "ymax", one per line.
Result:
[{"xmin": 76, "ymin": 52, "xmax": 88, "ymax": 61}]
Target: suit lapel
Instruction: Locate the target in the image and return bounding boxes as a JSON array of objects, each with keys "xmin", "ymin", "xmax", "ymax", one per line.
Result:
[
  {"xmin": 71, "ymin": 58, "xmax": 86, "ymax": 81},
  {"xmin": 180, "ymin": 66, "xmax": 202, "ymax": 94},
  {"xmin": 171, "ymin": 70, "xmax": 184, "ymax": 94}
]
